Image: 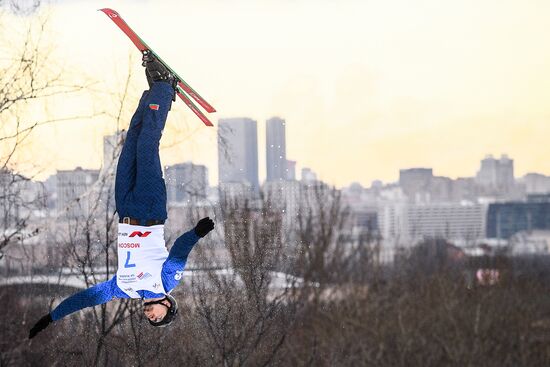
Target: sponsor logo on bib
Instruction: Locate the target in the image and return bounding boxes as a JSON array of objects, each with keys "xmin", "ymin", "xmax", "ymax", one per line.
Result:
[
  {"xmin": 137, "ymin": 272, "xmax": 152, "ymax": 280},
  {"xmin": 130, "ymin": 231, "xmax": 151, "ymax": 238}
]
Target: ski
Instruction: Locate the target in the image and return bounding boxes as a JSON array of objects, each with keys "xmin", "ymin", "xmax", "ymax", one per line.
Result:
[
  {"xmin": 99, "ymin": 8, "xmax": 215, "ymax": 126},
  {"xmin": 176, "ymin": 89, "xmax": 215, "ymax": 127}
]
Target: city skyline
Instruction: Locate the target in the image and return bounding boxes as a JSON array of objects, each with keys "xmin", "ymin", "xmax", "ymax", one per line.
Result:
[
  {"xmin": 37, "ymin": 144, "xmax": 550, "ymax": 192},
  {"xmin": 11, "ymin": 133, "xmax": 550, "ymax": 257},
  {"xmin": 3, "ymin": 0, "xmax": 550, "ymax": 188},
  {"xmin": 27, "ymin": 146, "xmax": 550, "ymax": 254}
]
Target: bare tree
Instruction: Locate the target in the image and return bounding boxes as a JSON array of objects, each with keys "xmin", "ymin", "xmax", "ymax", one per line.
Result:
[
  {"xmin": 184, "ymin": 192, "xmax": 298, "ymax": 367},
  {"xmin": 1, "ymin": 0, "xmax": 41, "ymax": 15},
  {"xmin": 0, "ymin": 11, "xmax": 95, "ymax": 256},
  {"xmin": 292, "ymin": 183, "xmax": 354, "ymax": 285}
]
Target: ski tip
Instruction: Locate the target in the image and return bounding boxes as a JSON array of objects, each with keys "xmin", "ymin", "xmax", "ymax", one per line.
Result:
[
  {"xmin": 203, "ymin": 117, "xmax": 214, "ymax": 127},
  {"xmin": 98, "ymin": 8, "xmax": 118, "ymax": 17}
]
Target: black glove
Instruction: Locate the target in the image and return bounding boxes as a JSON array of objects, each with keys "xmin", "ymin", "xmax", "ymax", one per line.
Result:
[
  {"xmin": 29, "ymin": 314, "xmax": 52, "ymax": 339},
  {"xmin": 194, "ymin": 217, "xmax": 214, "ymax": 238}
]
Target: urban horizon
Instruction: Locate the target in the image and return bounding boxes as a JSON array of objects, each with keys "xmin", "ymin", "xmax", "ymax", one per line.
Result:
[{"xmin": 28, "ymin": 146, "xmax": 550, "ymax": 192}]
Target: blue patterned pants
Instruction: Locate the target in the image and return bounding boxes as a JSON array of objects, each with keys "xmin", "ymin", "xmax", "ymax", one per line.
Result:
[{"xmin": 115, "ymin": 82, "xmax": 173, "ymax": 224}]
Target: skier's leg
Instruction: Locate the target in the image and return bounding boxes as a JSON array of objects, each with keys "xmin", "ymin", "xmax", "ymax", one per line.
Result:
[
  {"xmin": 130, "ymin": 81, "xmax": 174, "ymax": 223},
  {"xmin": 115, "ymin": 90, "xmax": 150, "ymax": 217}
]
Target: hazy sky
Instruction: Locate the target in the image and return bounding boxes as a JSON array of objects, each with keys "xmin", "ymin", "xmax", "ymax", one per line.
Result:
[{"xmin": 5, "ymin": 0, "xmax": 550, "ymax": 187}]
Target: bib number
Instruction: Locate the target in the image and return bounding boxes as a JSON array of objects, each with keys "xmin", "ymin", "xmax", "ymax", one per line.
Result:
[{"xmin": 124, "ymin": 251, "xmax": 136, "ymax": 268}]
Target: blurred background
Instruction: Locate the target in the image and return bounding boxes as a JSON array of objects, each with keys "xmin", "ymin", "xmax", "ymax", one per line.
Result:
[{"xmin": 2, "ymin": 0, "xmax": 550, "ymax": 366}]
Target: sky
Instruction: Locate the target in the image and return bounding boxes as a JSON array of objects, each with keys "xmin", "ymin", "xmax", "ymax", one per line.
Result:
[{"xmin": 3, "ymin": 0, "xmax": 550, "ymax": 188}]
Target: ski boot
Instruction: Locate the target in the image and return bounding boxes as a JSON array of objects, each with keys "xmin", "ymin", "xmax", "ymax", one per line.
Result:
[{"xmin": 142, "ymin": 50, "xmax": 177, "ymax": 101}]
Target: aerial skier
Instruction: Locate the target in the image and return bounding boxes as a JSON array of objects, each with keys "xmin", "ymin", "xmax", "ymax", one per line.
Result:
[{"xmin": 28, "ymin": 54, "xmax": 215, "ymax": 339}]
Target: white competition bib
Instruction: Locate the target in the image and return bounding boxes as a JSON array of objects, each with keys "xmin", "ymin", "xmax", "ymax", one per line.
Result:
[{"xmin": 116, "ymin": 223, "xmax": 168, "ymax": 298}]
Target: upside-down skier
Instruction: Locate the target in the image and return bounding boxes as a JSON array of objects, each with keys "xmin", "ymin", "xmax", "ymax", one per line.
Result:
[{"xmin": 29, "ymin": 54, "xmax": 215, "ymax": 339}]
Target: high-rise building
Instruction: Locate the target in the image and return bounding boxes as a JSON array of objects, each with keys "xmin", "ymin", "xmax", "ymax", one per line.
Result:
[
  {"xmin": 218, "ymin": 181, "xmax": 255, "ymax": 202},
  {"xmin": 218, "ymin": 118, "xmax": 259, "ymax": 192},
  {"xmin": 103, "ymin": 131, "xmax": 125, "ymax": 174},
  {"xmin": 165, "ymin": 162, "xmax": 208, "ymax": 203},
  {"xmin": 430, "ymin": 176, "xmax": 453, "ymax": 202},
  {"xmin": 101, "ymin": 131, "xmax": 126, "ymax": 210},
  {"xmin": 475, "ymin": 154, "xmax": 514, "ymax": 192},
  {"xmin": 522, "ymin": 173, "xmax": 550, "ymax": 194},
  {"xmin": 266, "ymin": 117, "xmax": 286, "ymax": 182},
  {"xmin": 301, "ymin": 167, "xmax": 317, "ymax": 183},
  {"xmin": 43, "ymin": 174, "xmax": 58, "ymax": 210},
  {"xmin": 263, "ymin": 179, "xmax": 301, "ymax": 233},
  {"xmin": 399, "ymin": 168, "xmax": 433, "ymax": 201},
  {"xmin": 0, "ymin": 170, "xmax": 45, "ymax": 227},
  {"xmin": 450, "ymin": 177, "xmax": 478, "ymax": 202},
  {"xmin": 378, "ymin": 202, "xmax": 486, "ymax": 246},
  {"xmin": 486, "ymin": 200, "xmax": 550, "ymax": 239},
  {"xmin": 56, "ymin": 167, "xmax": 99, "ymax": 217},
  {"xmin": 342, "ymin": 183, "xmax": 379, "ymax": 235},
  {"xmin": 286, "ymin": 160, "xmax": 296, "ymax": 180}
]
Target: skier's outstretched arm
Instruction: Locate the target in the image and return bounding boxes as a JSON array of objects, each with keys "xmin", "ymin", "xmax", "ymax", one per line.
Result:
[
  {"xmin": 161, "ymin": 217, "xmax": 214, "ymax": 292},
  {"xmin": 166, "ymin": 217, "xmax": 214, "ymax": 263},
  {"xmin": 166, "ymin": 229, "xmax": 200, "ymax": 263},
  {"xmin": 29, "ymin": 277, "xmax": 125, "ymax": 339}
]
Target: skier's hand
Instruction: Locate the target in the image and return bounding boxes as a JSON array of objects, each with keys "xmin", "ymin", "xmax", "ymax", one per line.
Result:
[
  {"xmin": 29, "ymin": 314, "xmax": 53, "ymax": 339},
  {"xmin": 194, "ymin": 217, "xmax": 214, "ymax": 238}
]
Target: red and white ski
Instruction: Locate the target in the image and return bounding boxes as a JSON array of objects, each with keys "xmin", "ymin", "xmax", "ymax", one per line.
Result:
[{"xmin": 99, "ymin": 8, "xmax": 215, "ymax": 127}]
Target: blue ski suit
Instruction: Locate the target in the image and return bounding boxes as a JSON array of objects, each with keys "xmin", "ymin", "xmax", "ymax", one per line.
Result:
[{"xmin": 51, "ymin": 82, "xmax": 200, "ymax": 321}]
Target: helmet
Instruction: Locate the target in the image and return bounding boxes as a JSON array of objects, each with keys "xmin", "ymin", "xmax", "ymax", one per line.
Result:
[{"xmin": 144, "ymin": 294, "xmax": 178, "ymax": 327}]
